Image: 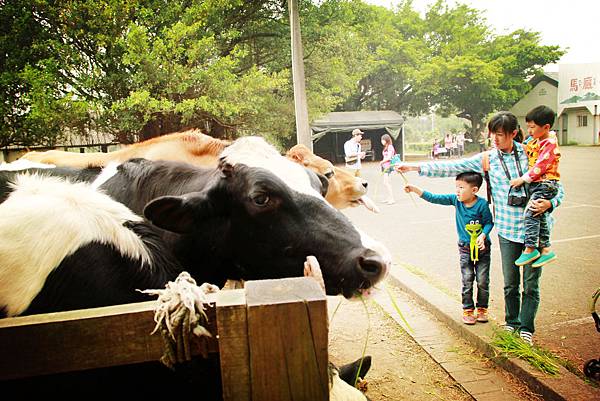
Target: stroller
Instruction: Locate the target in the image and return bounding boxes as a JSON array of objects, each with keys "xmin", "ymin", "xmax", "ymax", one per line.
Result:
[{"xmin": 583, "ymin": 287, "xmax": 600, "ymax": 381}]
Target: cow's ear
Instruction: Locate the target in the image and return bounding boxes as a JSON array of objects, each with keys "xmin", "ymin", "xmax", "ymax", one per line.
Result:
[
  {"xmin": 288, "ymin": 151, "xmax": 307, "ymax": 166},
  {"xmin": 218, "ymin": 159, "xmax": 234, "ymax": 178},
  {"xmin": 315, "ymin": 172, "xmax": 329, "ymax": 197},
  {"xmin": 144, "ymin": 194, "xmax": 211, "ymax": 234},
  {"xmin": 306, "ymin": 169, "xmax": 329, "ymax": 197}
]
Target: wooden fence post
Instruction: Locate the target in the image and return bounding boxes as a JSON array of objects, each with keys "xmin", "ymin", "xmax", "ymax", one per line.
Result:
[
  {"xmin": 217, "ymin": 289, "xmax": 251, "ymax": 401},
  {"xmin": 245, "ymin": 277, "xmax": 329, "ymax": 401}
]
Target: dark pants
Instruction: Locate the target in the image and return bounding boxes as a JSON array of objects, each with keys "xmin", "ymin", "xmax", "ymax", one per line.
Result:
[
  {"xmin": 499, "ymin": 235, "xmax": 542, "ymax": 333},
  {"xmin": 524, "ymin": 181, "xmax": 558, "ymax": 249},
  {"xmin": 458, "ymin": 244, "xmax": 491, "ymax": 310}
]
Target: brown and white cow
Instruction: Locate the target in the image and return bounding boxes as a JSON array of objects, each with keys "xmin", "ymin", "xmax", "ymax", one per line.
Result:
[
  {"xmin": 286, "ymin": 144, "xmax": 378, "ymax": 212},
  {"xmin": 20, "ymin": 130, "xmax": 376, "ymax": 211}
]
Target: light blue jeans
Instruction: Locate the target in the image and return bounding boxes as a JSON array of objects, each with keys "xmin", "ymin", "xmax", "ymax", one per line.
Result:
[{"xmin": 499, "ymin": 235, "xmax": 542, "ymax": 333}]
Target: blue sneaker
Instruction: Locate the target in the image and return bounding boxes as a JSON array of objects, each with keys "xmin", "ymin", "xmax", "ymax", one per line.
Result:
[
  {"xmin": 515, "ymin": 249, "xmax": 540, "ymax": 266},
  {"xmin": 532, "ymin": 251, "xmax": 557, "ymax": 268}
]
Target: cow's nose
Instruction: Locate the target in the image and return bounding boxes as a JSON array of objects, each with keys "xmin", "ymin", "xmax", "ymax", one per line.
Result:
[{"xmin": 356, "ymin": 250, "xmax": 386, "ymax": 281}]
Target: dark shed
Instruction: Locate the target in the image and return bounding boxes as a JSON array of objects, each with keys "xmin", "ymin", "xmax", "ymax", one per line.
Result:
[{"xmin": 310, "ymin": 111, "xmax": 404, "ymax": 164}]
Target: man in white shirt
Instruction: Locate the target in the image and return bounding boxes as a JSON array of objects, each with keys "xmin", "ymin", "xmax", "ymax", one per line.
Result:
[{"xmin": 344, "ymin": 129, "xmax": 366, "ymax": 176}]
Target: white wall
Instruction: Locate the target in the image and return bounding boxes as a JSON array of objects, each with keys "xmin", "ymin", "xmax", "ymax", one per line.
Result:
[
  {"xmin": 565, "ymin": 108, "xmax": 595, "ymax": 145},
  {"xmin": 510, "ymin": 80, "xmax": 559, "ymax": 130}
]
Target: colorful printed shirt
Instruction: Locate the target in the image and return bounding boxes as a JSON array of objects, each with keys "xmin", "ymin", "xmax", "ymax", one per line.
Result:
[
  {"xmin": 418, "ymin": 141, "xmax": 565, "ymax": 243},
  {"xmin": 381, "ymin": 145, "xmax": 396, "ymax": 170},
  {"xmin": 522, "ymin": 132, "xmax": 561, "ymax": 183},
  {"xmin": 420, "ymin": 192, "xmax": 493, "ymax": 246}
]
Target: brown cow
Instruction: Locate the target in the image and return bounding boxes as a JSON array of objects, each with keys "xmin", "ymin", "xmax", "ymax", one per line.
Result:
[
  {"xmin": 20, "ymin": 130, "xmax": 377, "ymax": 211},
  {"xmin": 20, "ymin": 129, "xmax": 230, "ymax": 168},
  {"xmin": 286, "ymin": 144, "xmax": 378, "ymax": 212}
]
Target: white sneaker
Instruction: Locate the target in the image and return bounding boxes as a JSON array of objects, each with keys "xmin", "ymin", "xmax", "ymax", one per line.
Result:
[{"xmin": 520, "ymin": 330, "xmax": 533, "ymax": 345}]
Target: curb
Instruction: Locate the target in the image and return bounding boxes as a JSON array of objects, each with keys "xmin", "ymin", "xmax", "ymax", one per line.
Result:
[{"xmin": 383, "ymin": 264, "xmax": 600, "ymax": 401}]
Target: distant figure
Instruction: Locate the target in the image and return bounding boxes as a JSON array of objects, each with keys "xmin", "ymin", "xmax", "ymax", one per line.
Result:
[
  {"xmin": 444, "ymin": 133, "xmax": 453, "ymax": 157},
  {"xmin": 431, "ymin": 139, "xmax": 439, "ymax": 160},
  {"xmin": 450, "ymin": 134, "xmax": 458, "ymax": 157},
  {"xmin": 477, "ymin": 130, "xmax": 488, "ymax": 152},
  {"xmin": 344, "ymin": 129, "xmax": 366, "ymax": 177},
  {"xmin": 379, "ymin": 134, "xmax": 396, "ymax": 205},
  {"xmin": 456, "ymin": 132, "xmax": 466, "ymax": 157}
]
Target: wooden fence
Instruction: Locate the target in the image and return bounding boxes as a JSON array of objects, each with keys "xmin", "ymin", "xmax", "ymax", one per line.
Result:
[{"xmin": 0, "ymin": 277, "xmax": 329, "ymax": 401}]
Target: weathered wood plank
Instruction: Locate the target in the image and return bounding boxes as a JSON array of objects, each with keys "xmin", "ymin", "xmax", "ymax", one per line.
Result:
[
  {"xmin": 217, "ymin": 289, "xmax": 251, "ymax": 401},
  {"xmin": 245, "ymin": 277, "xmax": 329, "ymax": 401},
  {"xmin": 0, "ymin": 297, "xmax": 218, "ymax": 380}
]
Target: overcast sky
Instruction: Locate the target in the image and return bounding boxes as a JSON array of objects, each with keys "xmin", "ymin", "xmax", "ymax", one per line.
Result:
[{"xmin": 365, "ymin": 0, "xmax": 600, "ymax": 71}]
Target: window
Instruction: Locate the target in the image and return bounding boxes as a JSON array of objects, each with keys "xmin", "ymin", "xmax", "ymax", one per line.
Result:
[{"xmin": 577, "ymin": 115, "xmax": 588, "ymax": 127}]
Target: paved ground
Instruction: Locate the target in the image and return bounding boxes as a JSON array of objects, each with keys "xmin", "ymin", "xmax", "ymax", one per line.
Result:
[
  {"xmin": 329, "ymin": 281, "xmax": 535, "ymax": 400},
  {"xmin": 340, "ymin": 146, "xmax": 600, "ymax": 398}
]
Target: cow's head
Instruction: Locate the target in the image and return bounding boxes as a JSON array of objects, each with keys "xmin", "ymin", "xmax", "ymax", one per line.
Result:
[
  {"xmin": 143, "ymin": 162, "xmax": 388, "ymax": 298},
  {"xmin": 285, "ymin": 144, "xmax": 378, "ymax": 212}
]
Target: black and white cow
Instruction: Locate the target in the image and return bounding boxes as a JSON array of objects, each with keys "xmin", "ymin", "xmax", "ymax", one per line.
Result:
[
  {"xmin": 0, "ymin": 137, "xmax": 389, "ymax": 316},
  {"xmin": 0, "ymin": 173, "xmax": 181, "ymax": 316},
  {"xmin": 90, "ymin": 158, "xmax": 387, "ymax": 297},
  {"xmin": 0, "ymin": 144, "xmax": 382, "ymax": 399}
]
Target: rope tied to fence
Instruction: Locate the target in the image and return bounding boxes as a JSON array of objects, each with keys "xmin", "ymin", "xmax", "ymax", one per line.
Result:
[{"xmin": 139, "ymin": 272, "xmax": 220, "ymax": 369}]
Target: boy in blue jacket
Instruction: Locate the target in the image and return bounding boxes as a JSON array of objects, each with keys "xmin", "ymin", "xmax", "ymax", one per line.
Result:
[{"xmin": 405, "ymin": 172, "xmax": 494, "ymax": 325}]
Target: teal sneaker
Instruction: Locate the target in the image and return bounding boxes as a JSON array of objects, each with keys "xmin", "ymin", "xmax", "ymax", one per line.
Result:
[
  {"xmin": 532, "ymin": 251, "xmax": 557, "ymax": 268},
  {"xmin": 515, "ymin": 249, "xmax": 540, "ymax": 266}
]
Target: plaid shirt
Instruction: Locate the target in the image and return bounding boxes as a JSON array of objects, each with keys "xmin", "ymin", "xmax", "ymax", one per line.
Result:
[{"xmin": 419, "ymin": 141, "xmax": 564, "ymax": 243}]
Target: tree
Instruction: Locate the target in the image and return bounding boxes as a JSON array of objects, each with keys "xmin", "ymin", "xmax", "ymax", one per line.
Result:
[
  {"xmin": 0, "ymin": 0, "xmax": 566, "ymax": 149},
  {"xmin": 416, "ymin": 1, "xmax": 564, "ymax": 135},
  {"xmin": 1, "ymin": 0, "xmax": 379, "ymax": 148},
  {"xmin": 338, "ymin": 1, "xmax": 430, "ymax": 115}
]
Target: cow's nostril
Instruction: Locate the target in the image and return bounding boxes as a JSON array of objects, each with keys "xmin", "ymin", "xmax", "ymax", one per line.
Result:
[{"xmin": 357, "ymin": 254, "xmax": 384, "ymax": 278}]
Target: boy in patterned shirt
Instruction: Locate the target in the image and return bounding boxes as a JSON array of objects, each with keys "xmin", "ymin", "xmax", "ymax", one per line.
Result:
[{"xmin": 510, "ymin": 106, "xmax": 561, "ymax": 267}]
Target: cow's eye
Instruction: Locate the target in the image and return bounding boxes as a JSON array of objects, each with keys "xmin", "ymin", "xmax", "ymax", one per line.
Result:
[
  {"xmin": 252, "ymin": 193, "xmax": 270, "ymax": 206},
  {"xmin": 324, "ymin": 170, "xmax": 334, "ymax": 179}
]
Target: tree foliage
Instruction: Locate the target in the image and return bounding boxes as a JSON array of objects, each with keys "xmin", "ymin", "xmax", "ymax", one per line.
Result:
[
  {"xmin": 415, "ymin": 1, "xmax": 564, "ymax": 134},
  {"xmin": 0, "ymin": 0, "xmax": 565, "ymax": 148}
]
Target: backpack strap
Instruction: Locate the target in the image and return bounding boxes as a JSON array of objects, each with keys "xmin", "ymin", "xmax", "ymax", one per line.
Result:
[{"xmin": 482, "ymin": 151, "xmax": 494, "ymax": 216}]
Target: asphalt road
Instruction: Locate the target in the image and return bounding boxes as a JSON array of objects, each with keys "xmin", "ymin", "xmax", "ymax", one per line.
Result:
[{"xmin": 342, "ymin": 146, "xmax": 600, "ymax": 373}]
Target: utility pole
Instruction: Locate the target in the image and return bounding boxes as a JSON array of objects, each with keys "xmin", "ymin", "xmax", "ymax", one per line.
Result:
[{"xmin": 288, "ymin": 0, "xmax": 312, "ymax": 149}]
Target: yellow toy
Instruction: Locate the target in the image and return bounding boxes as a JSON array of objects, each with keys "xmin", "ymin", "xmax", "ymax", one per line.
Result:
[{"xmin": 465, "ymin": 220, "xmax": 483, "ymax": 262}]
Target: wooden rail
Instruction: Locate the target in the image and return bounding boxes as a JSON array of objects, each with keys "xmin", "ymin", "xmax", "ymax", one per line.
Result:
[{"xmin": 0, "ymin": 277, "xmax": 329, "ymax": 401}]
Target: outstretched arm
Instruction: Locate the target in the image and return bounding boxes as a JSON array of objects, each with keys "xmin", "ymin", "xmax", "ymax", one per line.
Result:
[{"xmin": 396, "ymin": 153, "xmax": 485, "ymax": 178}]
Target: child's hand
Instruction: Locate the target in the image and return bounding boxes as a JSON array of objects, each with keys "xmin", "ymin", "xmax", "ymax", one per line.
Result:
[
  {"xmin": 404, "ymin": 184, "xmax": 423, "ymax": 196},
  {"xmin": 510, "ymin": 177, "xmax": 524, "ymax": 188},
  {"xmin": 476, "ymin": 233, "xmax": 486, "ymax": 250}
]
